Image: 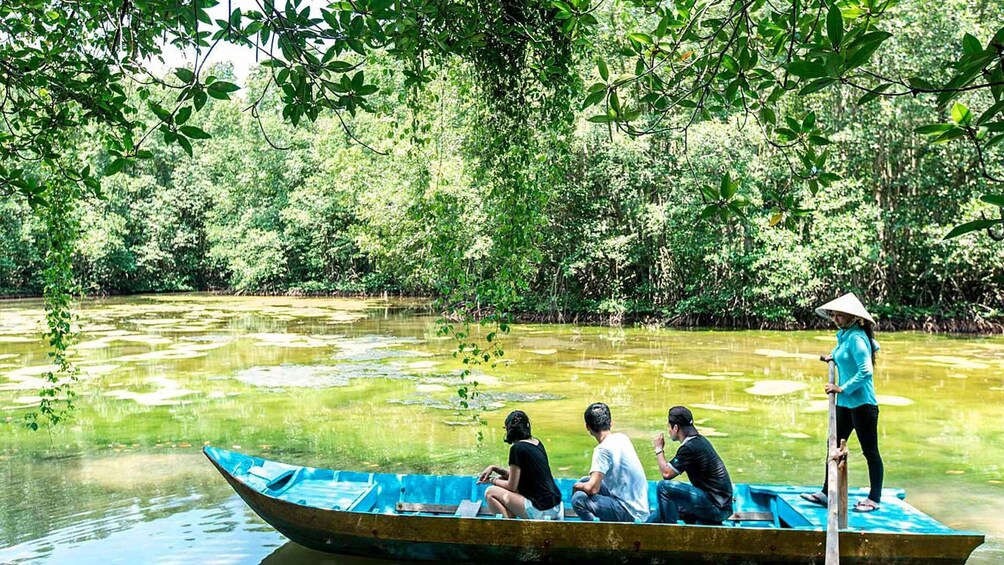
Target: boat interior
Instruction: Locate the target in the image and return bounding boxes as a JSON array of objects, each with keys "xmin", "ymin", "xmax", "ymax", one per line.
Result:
[{"xmin": 207, "ymin": 447, "xmax": 970, "ymax": 535}]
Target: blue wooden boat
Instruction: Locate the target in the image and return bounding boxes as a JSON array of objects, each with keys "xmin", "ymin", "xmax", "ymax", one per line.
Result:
[{"xmin": 204, "ymin": 447, "xmax": 983, "ymax": 564}]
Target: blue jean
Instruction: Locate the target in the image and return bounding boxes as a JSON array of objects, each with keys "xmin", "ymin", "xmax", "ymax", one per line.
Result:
[
  {"xmin": 646, "ymin": 480, "xmax": 731, "ymax": 524},
  {"xmin": 571, "ymin": 480, "xmax": 636, "ymax": 522}
]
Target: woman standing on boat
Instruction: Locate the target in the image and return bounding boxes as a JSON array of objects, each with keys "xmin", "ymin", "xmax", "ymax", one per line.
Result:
[
  {"xmin": 478, "ymin": 410, "xmax": 564, "ymax": 520},
  {"xmin": 801, "ymin": 292, "xmax": 884, "ymax": 513}
]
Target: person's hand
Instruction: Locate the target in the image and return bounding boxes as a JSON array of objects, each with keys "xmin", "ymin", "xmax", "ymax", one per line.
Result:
[
  {"xmin": 652, "ymin": 432, "xmax": 665, "ymax": 452},
  {"xmin": 477, "ymin": 466, "xmax": 495, "ymax": 484},
  {"xmin": 824, "ymin": 383, "xmax": 843, "ymax": 394},
  {"xmin": 819, "ymin": 354, "xmax": 833, "ymax": 363}
]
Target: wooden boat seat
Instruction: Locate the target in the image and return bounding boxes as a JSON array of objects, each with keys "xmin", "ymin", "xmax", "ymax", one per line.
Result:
[
  {"xmin": 397, "ymin": 502, "xmax": 578, "ymax": 519},
  {"xmin": 726, "ymin": 511, "xmax": 775, "ymax": 522},
  {"xmin": 455, "ymin": 500, "xmax": 482, "ymax": 517},
  {"xmin": 398, "ymin": 503, "xmax": 775, "ymax": 525}
]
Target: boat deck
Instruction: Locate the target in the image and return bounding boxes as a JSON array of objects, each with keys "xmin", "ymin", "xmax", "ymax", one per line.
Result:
[{"xmin": 227, "ymin": 449, "xmax": 972, "ymax": 536}]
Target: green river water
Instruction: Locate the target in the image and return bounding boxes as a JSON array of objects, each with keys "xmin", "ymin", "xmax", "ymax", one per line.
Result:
[{"xmin": 0, "ymin": 295, "xmax": 1001, "ymax": 564}]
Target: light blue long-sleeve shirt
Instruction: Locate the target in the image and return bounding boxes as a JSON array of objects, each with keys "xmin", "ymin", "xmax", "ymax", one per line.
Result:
[{"xmin": 831, "ymin": 324, "xmax": 879, "ymax": 408}]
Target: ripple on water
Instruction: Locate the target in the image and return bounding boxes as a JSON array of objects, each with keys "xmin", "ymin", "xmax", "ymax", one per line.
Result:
[
  {"xmin": 662, "ymin": 373, "xmax": 726, "ymax": 381},
  {"xmin": 559, "ymin": 359, "xmax": 623, "ymax": 370},
  {"xmin": 0, "ymin": 495, "xmax": 284, "ymax": 565},
  {"xmin": 235, "ymin": 365, "xmax": 351, "ymax": 388},
  {"xmin": 906, "ymin": 355, "xmax": 990, "ymax": 370},
  {"xmin": 332, "ymin": 335, "xmax": 425, "ymax": 361},
  {"xmin": 802, "ymin": 394, "xmax": 915, "ymax": 413},
  {"xmin": 104, "ymin": 377, "xmax": 197, "ymax": 406},
  {"xmin": 744, "ymin": 380, "xmax": 809, "ymax": 396},
  {"xmin": 388, "ymin": 391, "xmax": 563, "ymax": 412},
  {"xmin": 753, "ymin": 348, "xmax": 820, "ymax": 360},
  {"xmin": 690, "ymin": 403, "xmax": 749, "ymax": 413}
]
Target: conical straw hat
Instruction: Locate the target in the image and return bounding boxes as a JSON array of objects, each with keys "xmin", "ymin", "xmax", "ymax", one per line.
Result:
[{"xmin": 815, "ymin": 292, "xmax": 875, "ymax": 325}]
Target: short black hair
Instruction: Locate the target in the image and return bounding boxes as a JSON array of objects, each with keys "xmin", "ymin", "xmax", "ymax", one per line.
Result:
[
  {"xmin": 504, "ymin": 410, "xmax": 532, "ymax": 444},
  {"xmin": 584, "ymin": 402, "xmax": 612, "ymax": 433},
  {"xmin": 668, "ymin": 406, "xmax": 694, "ymax": 427}
]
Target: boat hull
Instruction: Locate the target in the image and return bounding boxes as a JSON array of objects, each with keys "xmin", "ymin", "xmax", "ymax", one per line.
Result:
[{"xmin": 205, "ymin": 449, "xmax": 983, "ymax": 565}]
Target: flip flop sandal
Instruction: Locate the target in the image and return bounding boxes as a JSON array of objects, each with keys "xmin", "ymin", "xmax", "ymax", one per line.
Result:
[
  {"xmin": 799, "ymin": 492, "xmax": 828, "ymax": 506},
  {"xmin": 853, "ymin": 500, "xmax": 880, "ymax": 513}
]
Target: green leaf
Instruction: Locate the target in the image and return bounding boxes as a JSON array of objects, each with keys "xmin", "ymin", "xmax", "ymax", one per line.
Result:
[
  {"xmin": 628, "ymin": 33, "xmax": 653, "ymax": 45},
  {"xmin": 148, "ymin": 102, "xmax": 172, "ymax": 123},
  {"xmin": 826, "ymin": 4, "xmax": 843, "ymax": 50},
  {"xmin": 962, "ymin": 33, "xmax": 983, "ymax": 56},
  {"xmin": 760, "ymin": 106, "xmax": 777, "ymax": 125},
  {"xmin": 943, "ymin": 219, "xmax": 1003, "ymax": 239},
  {"xmin": 582, "ymin": 89, "xmax": 606, "ymax": 110},
  {"xmin": 775, "ymin": 127, "xmax": 798, "ymax": 142},
  {"xmin": 720, "ymin": 172, "xmax": 737, "ymax": 199},
  {"xmin": 105, "ymin": 158, "xmax": 127, "ymax": 176},
  {"xmin": 699, "ymin": 204, "xmax": 719, "ymax": 220},
  {"xmin": 802, "ymin": 111, "xmax": 816, "ymax": 131},
  {"xmin": 597, "ymin": 59, "xmax": 609, "ymax": 81},
  {"xmin": 978, "ymin": 100, "xmax": 1004, "ymax": 125},
  {"xmin": 799, "ymin": 78, "xmax": 836, "ymax": 95},
  {"xmin": 932, "ymin": 127, "xmax": 966, "ymax": 144},
  {"xmin": 174, "ymin": 67, "xmax": 196, "ymax": 83},
  {"xmin": 981, "ymin": 194, "xmax": 1004, "ymax": 207},
  {"xmin": 951, "ymin": 102, "xmax": 973, "ymax": 127},
  {"xmin": 175, "ymin": 106, "xmax": 192, "ymax": 125},
  {"xmin": 787, "ymin": 60, "xmax": 830, "ymax": 79},
  {"xmin": 808, "ymin": 135, "xmax": 831, "ymax": 145},
  {"xmin": 179, "ymin": 125, "xmax": 211, "ymax": 139},
  {"xmin": 914, "ymin": 123, "xmax": 953, "ymax": 135},
  {"xmin": 587, "ymin": 115, "xmax": 612, "ymax": 123},
  {"xmin": 857, "ymin": 84, "xmax": 891, "ymax": 105},
  {"xmin": 844, "ymin": 32, "xmax": 892, "ymax": 69},
  {"xmin": 982, "ymin": 121, "xmax": 1004, "ymax": 132},
  {"xmin": 208, "ymin": 81, "xmax": 239, "ymax": 94},
  {"xmin": 907, "ymin": 77, "xmax": 935, "ymax": 91},
  {"xmin": 177, "ymin": 135, "xmax": 193, "ymax": 157}
]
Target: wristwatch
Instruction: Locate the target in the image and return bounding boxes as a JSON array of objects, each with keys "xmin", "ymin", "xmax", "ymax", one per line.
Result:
[{"xmin": 654, "ymin": 448, "xmax": 664, "ymax": 456}]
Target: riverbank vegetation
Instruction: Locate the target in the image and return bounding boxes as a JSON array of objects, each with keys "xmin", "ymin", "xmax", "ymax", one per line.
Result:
[{"xmin": 2, "ymin": 0, "xmax": 1004, "ymax": 331}]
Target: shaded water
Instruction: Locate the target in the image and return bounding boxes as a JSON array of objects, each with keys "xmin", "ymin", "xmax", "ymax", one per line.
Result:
[{"xmin": 0, "ymin": 294, "xmax": 1001, "ymax": 564}]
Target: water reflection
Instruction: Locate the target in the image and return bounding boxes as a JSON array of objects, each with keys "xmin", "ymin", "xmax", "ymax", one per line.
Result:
[
  {"xmin": 0, "ymin": 494, "xmax": 285, "ymax": 565},
  {"xmin": 261, "ymin": 542, "xmax": 416, "ymax": 565}
]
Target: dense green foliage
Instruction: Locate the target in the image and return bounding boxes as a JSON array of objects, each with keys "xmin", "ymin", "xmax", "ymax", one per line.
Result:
[
  {"xmin": 3, "ymin": 33, "xmax": 1004, "ymax": 328},
  {"xmin": 2, "ymin": 0, "xmax": 1004, "ymax": 424}
]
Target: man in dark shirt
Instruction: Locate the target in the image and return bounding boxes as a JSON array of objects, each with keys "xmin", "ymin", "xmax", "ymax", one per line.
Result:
[{"xmin": 648, "ymin": 406, "xmax": 734, "ymax": 524}]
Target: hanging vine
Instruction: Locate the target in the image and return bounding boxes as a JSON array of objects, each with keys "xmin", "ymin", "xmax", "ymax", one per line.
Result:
[
  {"xmin": 25, "ymin": 177, "xmax": 80, "ymax": 432},
  {"xmin": 433, "ymin": 0, "xmax": 583, "ymax": 441}
]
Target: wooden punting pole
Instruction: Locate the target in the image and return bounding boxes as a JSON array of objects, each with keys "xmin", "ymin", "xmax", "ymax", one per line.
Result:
[
  {"xmin": 838, "ymin": 437, "xmax": 848, "ymax": 529},
  {"xmin": 826, "ymin": 360, "xmax": 841, "ymax": 565}
]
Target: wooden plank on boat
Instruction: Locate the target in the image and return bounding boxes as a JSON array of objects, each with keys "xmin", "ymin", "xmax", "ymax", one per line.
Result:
[
  {"xmin": 397, "ymin": 501, "xmax": 578, "ymax": 519},
  {"xmin": 727, "ymin": 511, "xmax": 774, "ymax": 522},
  {"xmin": 455, "ymin": 500, "xmax": 482, "ymax": 517}
]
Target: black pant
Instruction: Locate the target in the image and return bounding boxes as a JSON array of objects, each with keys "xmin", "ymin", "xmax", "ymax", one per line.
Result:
[{"xmin": 822, "ymin": 404, "xmax": 884, "ymax": 503}]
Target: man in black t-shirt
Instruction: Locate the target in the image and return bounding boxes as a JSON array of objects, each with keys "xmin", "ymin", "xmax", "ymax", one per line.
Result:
[{"xmin": 648, "ymin": 406, "xmax": 734, "ymax": 524}]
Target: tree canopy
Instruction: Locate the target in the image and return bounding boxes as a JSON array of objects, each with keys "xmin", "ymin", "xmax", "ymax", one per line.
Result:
[{"xmin": 2, "ymin": 0, "xmax": 1003, "ymax": 427}]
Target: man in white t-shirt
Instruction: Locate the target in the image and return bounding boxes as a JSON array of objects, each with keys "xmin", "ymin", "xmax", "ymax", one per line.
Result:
[{"xmin": 570, "ymin": 402, "xmax": 650, "ymax": 522}]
